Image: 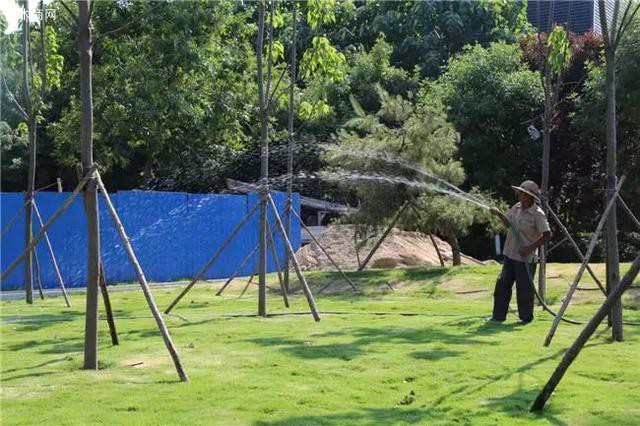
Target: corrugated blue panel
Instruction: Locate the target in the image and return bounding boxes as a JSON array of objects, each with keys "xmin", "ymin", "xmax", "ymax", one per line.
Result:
[
  {"xmin": 31, "ymin": 192, "xmax": 91, "ymax": 289},
  {"xmin": 188, "ymin": 193, "xmax": 254, "ymax": 280},
  {"xmin": 113, "ymin": 191, "xmax": 190, "ymax": 283},
  {"xmin": 1, "ymin": 190, "xmax": 302, "ymax": 290},
  {"xmin": 1, "ymin": 194, "xmax": 27, "ymax": 289}
]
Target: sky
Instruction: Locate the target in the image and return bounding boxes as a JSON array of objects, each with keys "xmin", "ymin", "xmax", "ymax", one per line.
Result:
[{"xmin": 1, "ymin": 0, "xmax": 53, "ymax": 34}]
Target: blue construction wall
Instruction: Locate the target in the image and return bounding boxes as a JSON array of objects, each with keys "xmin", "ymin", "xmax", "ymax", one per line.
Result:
[{"xmin": 1, "ymin": 191, "xmax": 300, "ymax": 290}]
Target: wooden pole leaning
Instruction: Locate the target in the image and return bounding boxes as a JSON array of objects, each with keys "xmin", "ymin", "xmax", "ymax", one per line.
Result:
[
  {"xmin": 410, "ymin": 203, "xmax": 445, "ymax": 267},
  {"xmin": 95, "ymin": 173, "xmax": 188, "ymax": 382},
  {"xmin": 165, "ymin": 201, "xmax": 260, "ymax": 314},
  {"xmin": 358, "ymin": 201, "xmax": 409, "ymax": 271},
  {"xmin": 543, "ymin": 177, "xmax": 625, "ymax": 347},
  {"xmin": 1, "ymin": 204, "xmax": 24, "ymax": 240},
  {"xmin": 216, "ymin": 245, "xmax": 259, "ymax": 296},
  {"xmin": 266, "ymin": 216, "xmax": 289, "ymax": 308},
  {"xmin": 544, "ymin": 203, "xmax": 606, "ymax": 294},
  {"xmin": 99, "ymin": 262, "xmax": 119, "ymax": 346},
  {"xmin": 33, "ymin": 248, "xmax": 45, "ymax": 300},
  {"xmin": 1, "ymin": 164, "xmax": 97, "ymax": 283},
  {"xmin": 531, "ymin": 252, "xmax": 640, "ymax": 412},
  {"xmin": 617, "ymin": 195, "xmax": 640, "ymax": 231},
  {"xmin": 267, "ymin": 193, "xmax": 320, "ymax": 322},
  {"xmin": 290, "ymin": 207, "xmax": 358, "ymax": 292},
  {"xmin": 33, "ymin": 202, "xmax": 71, "ymax": 306}
]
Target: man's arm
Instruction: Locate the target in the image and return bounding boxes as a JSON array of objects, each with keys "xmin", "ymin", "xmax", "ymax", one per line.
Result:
[
  {"xmin": 490, "ymin": 207, "xmax": 510, "ymax": 227},
  {"xmin": 518, "ymin": 231, "xmax": 552, "ymax": 258}
]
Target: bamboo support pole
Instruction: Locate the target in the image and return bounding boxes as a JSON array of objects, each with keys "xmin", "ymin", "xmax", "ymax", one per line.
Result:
[
  {"xmin": 165, "ymin": 202, "xmax": 260, "ymax": 313},
  {"xmin": 267, "ymin": 193, "xmax": 320, "ymax": 321},
  {"xmin": 618, "ymin": 195, "xmax": 640, "ymax": 230},
  {"xmin": 216, "ymin": 245, "xmax": 259, "ymax": 296},
  {"xmin": 96, "ymin": 173, "xmax": 188, "ymax": 382},
  {"xmin": 1, "ymin": 204, "xmax": 24, "ymax": 240},
  {"xmin": 33, "ymin": 248, "xmax": 45, "ymax": 300},
  {"xmin": 545, "ymin": 204, "xmax": 606, "ymax": 294},
  {"xmin": 410, "ymin": 203, "xmax": 445, "ymax": 267},
  {"xmin": 543, "ymin": 177, "xmax": 625, "ymax": 347},
  {"xmin": 1, "ymin": 165, "xmax": 96, "ymax": 283},
  {"xmin": 33, "ymin": 202, "xmax": 71, "ymax": 306},
  {"xmin": 358, "ymin": 202, "xmax": 409, "ymax": 271},
  {"xmin": 531, "ymin": 252, "xmax": 640, "ymax": 411},
  {"xmin": 291, "ymin": 207, "xmax": 358, "ymax": 292},
  {"xmin": 266, "ymin": 216, "xmax": 289, "ymax": 308},
  {"xmin": 99, "ymin": 262, "xmax": 119, "ymax": 346}
]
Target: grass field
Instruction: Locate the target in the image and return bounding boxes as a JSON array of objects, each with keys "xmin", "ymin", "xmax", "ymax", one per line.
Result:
[{"xmin": 1, "ymin": 263, "xmax": 639, "ymax": 425}]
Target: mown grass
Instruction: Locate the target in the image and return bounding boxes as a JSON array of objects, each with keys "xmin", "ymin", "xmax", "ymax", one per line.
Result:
[{"xmin": 1, "ymin": 263, "xmax": 639, "ymax": 425}]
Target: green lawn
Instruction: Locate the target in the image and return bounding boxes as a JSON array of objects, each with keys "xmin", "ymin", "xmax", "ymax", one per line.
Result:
[{"xmin": 2, "ymin": 263, "xmax": 639, "ymax": 425}]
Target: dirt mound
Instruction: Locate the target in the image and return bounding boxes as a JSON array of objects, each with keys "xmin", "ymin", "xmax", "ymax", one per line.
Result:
[{"xmin": 295, "ymin": 225, "xmax": 493, "ymax": 271}]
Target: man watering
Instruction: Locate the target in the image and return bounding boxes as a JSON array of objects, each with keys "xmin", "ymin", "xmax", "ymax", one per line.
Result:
[{"xmin": 488, "ymin": 180, "xmax": 552, "ymax": 324}]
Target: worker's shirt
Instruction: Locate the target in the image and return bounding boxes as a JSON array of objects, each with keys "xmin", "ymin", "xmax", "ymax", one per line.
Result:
[{"xmin": 503, "ymin": 202, "xmax": 550, "ymax": 262}]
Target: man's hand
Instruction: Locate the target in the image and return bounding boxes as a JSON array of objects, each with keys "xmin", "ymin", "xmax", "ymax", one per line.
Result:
[{"xmin": 519, "ymin": 245, "xmax": 535, "ymax": 258}]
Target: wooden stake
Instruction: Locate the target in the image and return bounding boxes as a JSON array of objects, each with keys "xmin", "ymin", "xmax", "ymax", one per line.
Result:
[
  {"xmin": 96, "ymin": 173, "xmax": 188, "ymax": 382},
  {"xmin": 216, "ymin": 245, "xmax": 259, "ymax": 296},
  {"xmin": 165, "ymin": 202, "xmax": 260, "ymax": 313},
  {"xmin": 291, "ymin": 207, "xmax": 358, "ymax": 292},
  {"xmin": 266, "ymin": 216, "xmax": 289, "ymax": 308},
  {"xmin": 33, "ymin": 247, "xmax": 45, "ymax": 300},
  {"xmin": 531, "ymin": 252, "xmax": 640, "ymax": 411},
  {"xmin": 410, "ymin": 203, "xmax": 445, "ymax": 267},
  {"xmin": 240, "ymin": 271, "xmax": 256, "ymax": 298},
  {"xmin": 56, "ymin": 178, "xmax": 63, "ymax": 192},
  {"xmin": 33, "ymin": 202, "xmax": 71, "ymax": 307},
  {"xmin": 545, "ymin": 203, "xmax": 606, "ymax": 294},
  {"xmin": 284, "ymin": 1, "xmax": 298, "ymax": 294},
  {"xmin": 358, "ymin": 202, "xmax": 409, "ymax": 271},
  {"xmin": 99, "ymin": 262, "xmax": 119, "ymax": 346},
  {"xmin": 0, "ymin": 165, "xmax": 96, "ymax": 283},
  {"xmin": 1, "ymin": 205, "xmax": 24, "ymax": 240},
  {"xmin": 617, "ymin": 195, "xmax": 640, "ymax": 230},
  {"xmin": 543, "ymin": 177, "xmax": 625, "ymax": 347},
  {"xmin": 267, "ymin": 193, "xmax": 320, "ymax": 321}
]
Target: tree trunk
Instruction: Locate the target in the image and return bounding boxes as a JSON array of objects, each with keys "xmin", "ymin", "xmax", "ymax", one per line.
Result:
[
  {"xmin": 23, "ymin": 0, "xmax": 34, "ymax": 305},
  {"xmin": 284, "ymin": 2, "xmax": 297, "ymax": 294},
  {"xmin": 79, "ymin": 0, "xmax": 101, "ymax": 370},
  {"xmin": 604, "ymin": 47, "xmax": 623, "ymax": 341},
  {"xmin": 445, "ymin": 231, "xmax": 461, "ymax": 267},
  {"xmin": 256, "ymin": 1, "xmax": 268, "ymax": 318},
  {"xmin": 538, "ymin": 64, "xmax": 552, "ymax": 303}
]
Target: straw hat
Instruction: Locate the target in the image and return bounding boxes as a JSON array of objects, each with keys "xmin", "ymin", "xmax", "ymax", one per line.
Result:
[{"xmin": 511, "ymin": 180, "xmax": 541, "ymax": 203}]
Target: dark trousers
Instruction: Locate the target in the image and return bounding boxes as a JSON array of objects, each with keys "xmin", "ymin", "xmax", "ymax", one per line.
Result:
[{"xmin": 492, "ymin": 257, "xmax": 536, "ymax": 322}]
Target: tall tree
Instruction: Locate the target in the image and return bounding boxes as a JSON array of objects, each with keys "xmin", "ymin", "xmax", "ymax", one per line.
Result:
[
  {"xmin": 598, "ymin": 0, "xmax": 640, "ymax": 341},
  {"xmin": 22, "ymin": 0, "xmax": 36, "ymax": 304},
  {"xmin": 78, "ymin": 0, "xmax": 101, "ymax": 369}
]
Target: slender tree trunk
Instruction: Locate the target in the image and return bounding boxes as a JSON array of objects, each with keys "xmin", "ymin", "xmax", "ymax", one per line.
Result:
[
  {"xmin": 539, "ymin": 65, "xmax": 553, "ymax": 303},
  {"xmin": 79, "ymin": 0, "xmax": 101, "ymax": 370},
  {"xmin": 604, "ymin": 48, "xmax": 623, "ymax": 341},
  {"xmin": 257, "ymin": 1, "xmax": 268, "ymax": 318},
  {"xmin": 23, "ymin": 0, "xmax": 34, "ymax": 304},
  {"xmin": 284, "ymin": 2, "xmax": 297, "ymax": 294}
]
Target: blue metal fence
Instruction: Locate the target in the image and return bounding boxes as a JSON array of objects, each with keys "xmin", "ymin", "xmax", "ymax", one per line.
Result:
[{"xmin": 0, "ymin": 190, "xmax": 300, "ymax": 290}]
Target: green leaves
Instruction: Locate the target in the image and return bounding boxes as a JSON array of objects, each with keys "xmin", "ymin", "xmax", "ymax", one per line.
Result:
[
  {"xmin": 300, "ymin": 36, "xmax": 347, "ymax": 83},
  {"xmin": 306, "ymin": 0, "xmax": 337, "ymax": 30},
  {"xmin": 547, "ymin": 25, "xmax": 572, "ymax": 77}
]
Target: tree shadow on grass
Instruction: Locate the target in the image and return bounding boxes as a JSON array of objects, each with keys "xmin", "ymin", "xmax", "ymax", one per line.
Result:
[
  {"xmin": 253, "ymin": 407, "xmax": 448, "ymax": 426},
  {"xmin": 249, "ymin": 324, "xmax": 497, "ymax": 362},
  {"xmin": 2, "ymin": 311, "xmax": 85, "ymax": 332},
  {"xmin": 6, "ymin": 337, "xmax": 83, "ymax": 354}
]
